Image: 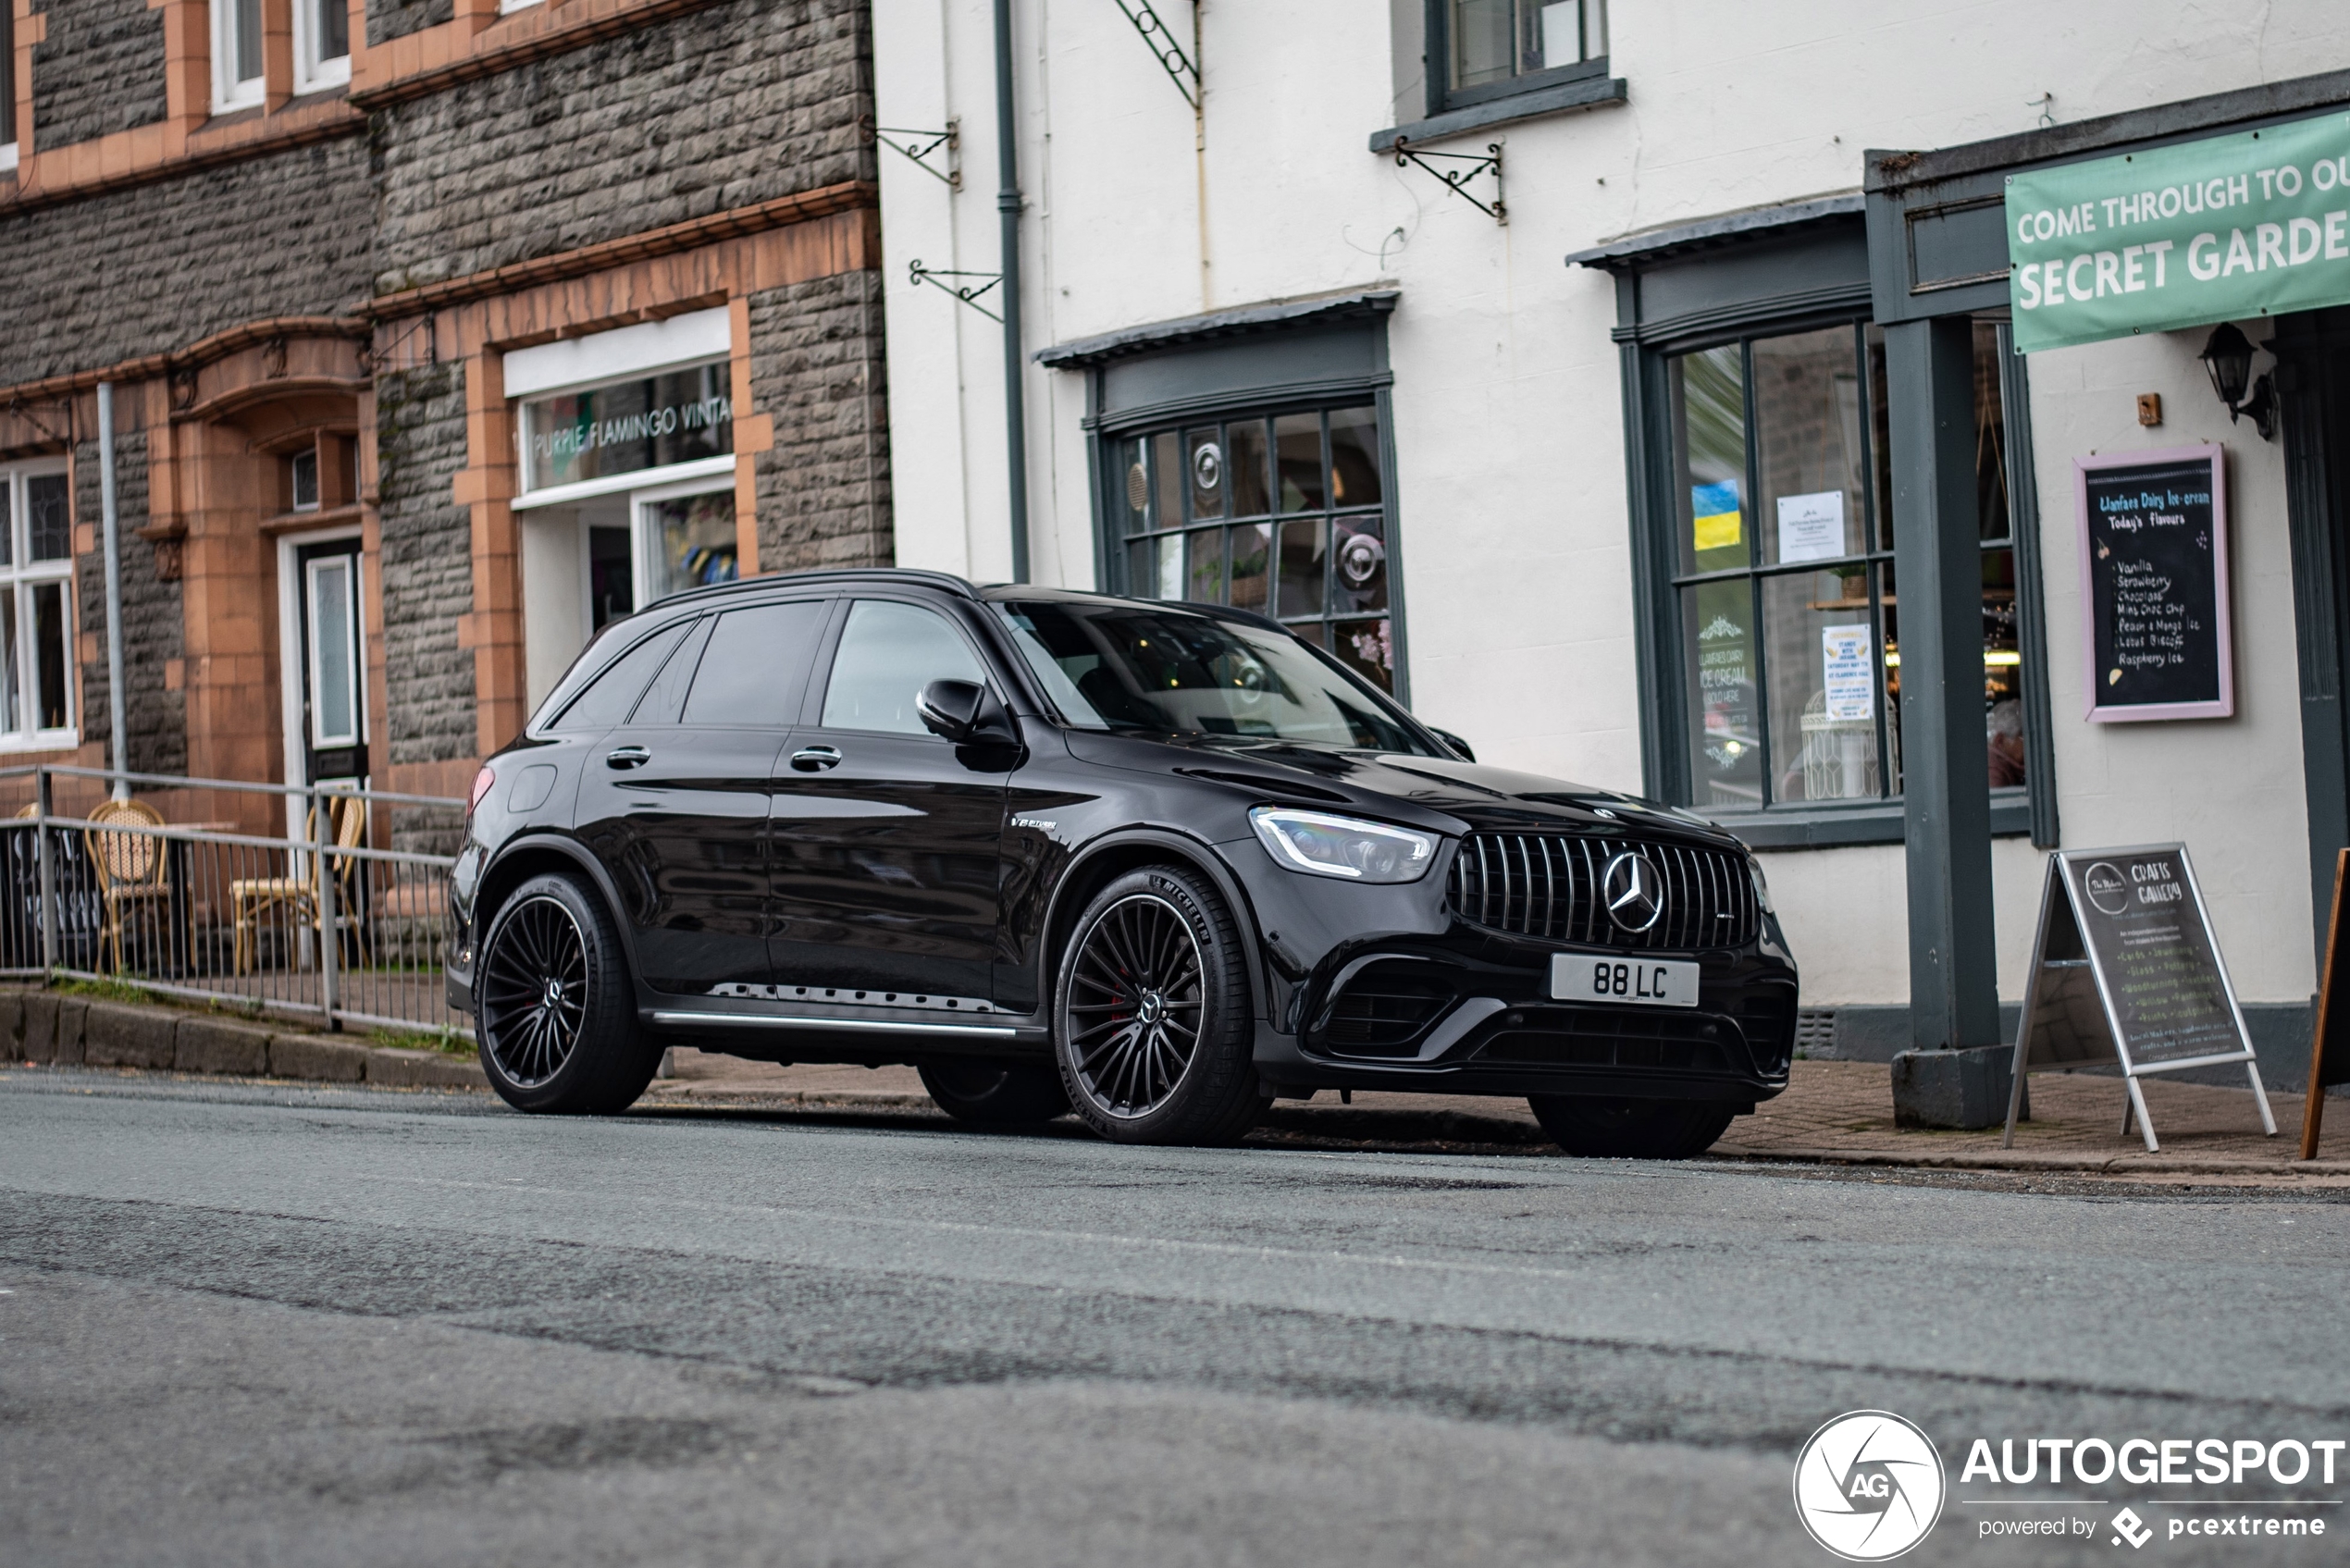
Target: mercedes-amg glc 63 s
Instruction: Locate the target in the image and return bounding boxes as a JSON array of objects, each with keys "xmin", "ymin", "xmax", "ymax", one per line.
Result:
[{"xmin": 449, "ymin": 569, "xmax": 1799, "ymax": 1157}]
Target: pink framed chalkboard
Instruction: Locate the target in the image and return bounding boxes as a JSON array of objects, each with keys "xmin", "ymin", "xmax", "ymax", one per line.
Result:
[{"xmin": 2072, "ymin": 444, "xmax": 2233, "ymax": 722}]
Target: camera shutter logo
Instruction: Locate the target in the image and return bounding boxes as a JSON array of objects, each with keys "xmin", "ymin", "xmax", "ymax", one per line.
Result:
[
  {"xmin": 1792, "ymin": 1411, "xmax": 1946, "ymax": 1562},
  {"xmin": 1602, "ymin": 851, "xmax": 1666, "ymax": 933}
]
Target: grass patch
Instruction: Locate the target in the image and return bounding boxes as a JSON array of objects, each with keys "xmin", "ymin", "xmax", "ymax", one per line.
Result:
[
  {"xmin": 369, "ymin": 1025, "xmax": 475, "ymax": 1059},
  {"xmin": 56, "ymin": 976, "xmax": 159, "ymax": 1006}
]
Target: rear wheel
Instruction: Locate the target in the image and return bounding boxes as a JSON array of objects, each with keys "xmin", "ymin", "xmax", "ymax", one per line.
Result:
[
  {"xmin": 1054, "ymin": 865, "xmax": 1263, "ymax": 1146},
  {"xmin": 476, "ymin": 872, "xmax": 657, "ymax": 1115},
  {"xmin": 919, "ymin": 1060, "xmax": 1070, "ymax": 1125},
  {"xmin": 1528, "ymin": 1094, "xmax": 1735, "ymax": 1159}
]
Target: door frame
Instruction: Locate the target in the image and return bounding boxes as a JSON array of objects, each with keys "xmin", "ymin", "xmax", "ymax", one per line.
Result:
[{"xmin": 277, "ymin": 524, "xmax": 367, "ymax": 829}]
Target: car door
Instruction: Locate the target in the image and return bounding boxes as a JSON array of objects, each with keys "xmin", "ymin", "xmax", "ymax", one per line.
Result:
[
  {"xmin": 572, "ymin": 598, "xmax": 830, "ymax": 994},
  {"xmin": 767, "ymin": 597, "xmax": 1012, "ymax": 1005}
]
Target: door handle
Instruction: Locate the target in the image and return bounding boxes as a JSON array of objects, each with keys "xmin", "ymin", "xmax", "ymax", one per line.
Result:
[
  {"xmin": 605, "ymin": 746, "xmax": 651, "ymax": 770},
  {"xmin": 790, "ymin": 746, "xmax": 843, "ymax": 772}
]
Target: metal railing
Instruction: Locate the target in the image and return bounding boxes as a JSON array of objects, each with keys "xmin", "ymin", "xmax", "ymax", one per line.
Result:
[{"xmin": 0, "ymin": 765, "xmax": 470, "ymax": 1040}]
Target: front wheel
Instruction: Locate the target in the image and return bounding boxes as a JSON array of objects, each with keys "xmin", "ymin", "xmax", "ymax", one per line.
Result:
[
  {"xmin": 1053, "ymin": 865, "xmax": 1263, "ymax": 1146},
  {"xmin": 919, "ymin": 1060, "xmax": 1070, "ymax": 1125},
  {"xmin": 476, "ymin": 871, "xmax": 658, "ymax": 1115},
  {"xmin": 1528, "ymin": 1095, "xmax": 1735, "ymax": 1159}
]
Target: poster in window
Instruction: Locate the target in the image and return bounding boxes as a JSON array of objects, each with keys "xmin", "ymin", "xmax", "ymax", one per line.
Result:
[
  {"xmin": 1821, "ymin": 623, "xmax": 1873, "ymax": 722},
  {"xmin": 2072, "ymin": 445, "xmax": 2232, "ymax": 722},
  {"xmin": 1776, "ymin": 491, "xmax": 1845, "ymax": 564}
]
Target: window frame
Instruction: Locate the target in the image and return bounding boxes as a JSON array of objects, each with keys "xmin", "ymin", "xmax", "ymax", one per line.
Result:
[
  {"xmin": 292, "ymin": 0, "xmax": 352, "ymax": 94},
  {"xmin": 1630, "ymin": 311, "xmax": 2056, "ymax": 849},
  {"xmin": 0, "ymin": 462, "xmax": 80, "ymax": 751},
  {"xmin": 210, "ymin": 0, "xmax": 265, "ymax": 114},
  {"xmin": 1096, "ymin": 391, "xmax": 1410, "ymax": 703},
  {"xmin": 1424, "ymin": 0, "xmax": 1609, "ymax": 118},
  {"xmin": 0, "ymin": 0, "xmax": 17, "ymax": 171}
]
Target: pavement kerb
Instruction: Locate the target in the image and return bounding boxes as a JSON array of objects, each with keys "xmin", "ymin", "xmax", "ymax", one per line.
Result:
[
  {"xmin": 1710, "ymin": 1146, "xmax": 2350, "ymax": 1177},
  {"xmin": 1, "ymin": 983, "xmax": 487, "ymax": 1091}
]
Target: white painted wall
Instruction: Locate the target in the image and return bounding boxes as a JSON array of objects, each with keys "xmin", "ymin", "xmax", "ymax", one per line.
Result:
[{"xmin": 873, "ymin": 0, "xmax": 2350, "ymax": 1008}]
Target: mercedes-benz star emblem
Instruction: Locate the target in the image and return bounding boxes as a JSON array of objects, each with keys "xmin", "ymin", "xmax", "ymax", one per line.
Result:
[{"xmin": 1602, "ymin": 851, "xmax": 1666, "ymax": 933}]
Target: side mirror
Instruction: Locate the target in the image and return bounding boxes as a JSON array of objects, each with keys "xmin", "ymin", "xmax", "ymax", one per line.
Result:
[
  {"xmin": 918, "ymin": 679, "xmax": 1016, "ymax": 746},
  {"xmin": 1430, "ymin": 727, "xmax": 1476, "ymax": 763}
]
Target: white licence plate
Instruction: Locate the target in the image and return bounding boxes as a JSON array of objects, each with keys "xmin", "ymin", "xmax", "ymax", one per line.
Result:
[{"xmin": 1551, "ymin": 954, "xmax": 1701, "ymax": 1008}]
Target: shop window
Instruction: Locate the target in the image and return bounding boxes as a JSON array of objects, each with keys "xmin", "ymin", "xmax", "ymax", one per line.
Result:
[
  {"xmin": 211, "ymin": 0, "xmax": 264, "ymax": 113},
  {"xmin": 1657, "ymin": 317, "xmax": 2036, "ymax": 829},
  {"xmin": 295, "ymin": 0, "xmax": 351, "ymax": 93},
  {"xmin": 1110, "ymin": 402, "xmax": 1399, "ymax": 694},
  {"xmin": 513, "ymin": 345, "xmax": 740, "ymax": 713},
  {"xmin": 0, "ymin": 463, "xmax": 77, "ymax": 747},
  {"xmin": 1429, "ymin": 0, "xmax": 1606, "ymax": 115}
]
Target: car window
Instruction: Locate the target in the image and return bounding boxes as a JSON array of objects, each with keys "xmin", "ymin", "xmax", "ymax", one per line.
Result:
[
  {"xmin": 546, "ymin": 620, "xmax": 690, "ymax": 734},
  {"xmin": 680, "ymin": 600, "xmax": 831, "ymax": 727},
  {"xmin": 624, "ymin": 617, "xmax": 712, "ymax": 727},
  {"xmin": 819, "ymin": 599, "xmax": 988, "ymax": 735}
]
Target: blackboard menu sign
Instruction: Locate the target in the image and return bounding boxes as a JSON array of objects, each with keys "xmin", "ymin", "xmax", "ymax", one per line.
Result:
[
  {"xmin": 2003, "ymin": 844, "xmax": 2277, "ymax": 1153},
  {"xmin": 2073, "ymin": 445, "xmax": 2233, "ymax": 722}
]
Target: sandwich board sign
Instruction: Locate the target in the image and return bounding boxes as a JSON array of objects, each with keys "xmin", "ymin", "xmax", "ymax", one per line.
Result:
[{"xmin": 2001, "ymin": 845, "xmax": 2276, "ymax": 1153}]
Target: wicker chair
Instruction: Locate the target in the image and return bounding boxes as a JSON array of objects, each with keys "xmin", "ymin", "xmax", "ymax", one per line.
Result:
[
  {"xmin": 229, "ymin": 796, "xmax": 367, "ymax": 975},
  {"xmin": 85, "ymin": 797, "xmax": 172, "ymax": 976}
]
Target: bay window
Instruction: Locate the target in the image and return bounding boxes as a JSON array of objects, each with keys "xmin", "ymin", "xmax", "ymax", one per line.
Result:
[{"xmin": 1111, "ymin": 402, "xmax": 1399, "ymax": 694}]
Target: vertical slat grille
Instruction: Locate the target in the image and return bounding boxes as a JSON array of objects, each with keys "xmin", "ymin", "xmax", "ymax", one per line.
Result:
[{"xmin": 1446, "ymin": 833, "xmax": 1757, "ymax": 949}]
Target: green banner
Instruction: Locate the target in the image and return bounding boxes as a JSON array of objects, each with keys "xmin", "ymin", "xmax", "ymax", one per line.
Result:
[{"xmin": 2007, "ymin": 111, "xmax": 2350, "ymax": 352}]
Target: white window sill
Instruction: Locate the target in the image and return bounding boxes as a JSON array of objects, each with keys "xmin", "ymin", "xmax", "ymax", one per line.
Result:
[
  {"xmin": 0, "ymin": 730, "xmax": 81, "ymax": 755},
  {"xmin": 211, "ymin": 82, "xmax": 266, "ymax": 117},
  {"xmin": 498, "ymin": 0, "xmax": 543, "ymax": 14},
  {"xmin": 294, "ymin": 56, "xmax": 352, "ymax": 95}
]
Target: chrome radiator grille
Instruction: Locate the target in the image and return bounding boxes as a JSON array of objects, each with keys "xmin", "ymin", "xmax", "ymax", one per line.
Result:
[{"xmin": 1445, "ymin": 833, "xmax": 1759, "ymax": 950}]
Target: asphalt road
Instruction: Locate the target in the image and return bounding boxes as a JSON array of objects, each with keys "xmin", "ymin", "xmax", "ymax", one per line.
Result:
[{"xmin": 5, "ymin": 1068, "xmax": 2348, "ymax": 1567}]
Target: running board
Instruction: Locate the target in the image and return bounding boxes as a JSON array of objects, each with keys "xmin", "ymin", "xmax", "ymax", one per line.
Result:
[{"xmin": 648, "ymin": 1008, "xmax": 1022, "ymax": 1041}]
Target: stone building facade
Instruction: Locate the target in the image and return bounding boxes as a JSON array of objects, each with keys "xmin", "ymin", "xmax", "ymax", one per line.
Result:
[{"xmin": 0, "ymin": 0, "xmax": 890, "ymax": 829}]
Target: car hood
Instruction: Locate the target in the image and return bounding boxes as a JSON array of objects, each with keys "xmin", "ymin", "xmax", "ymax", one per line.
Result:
[{"xmin": 1059, "ymin": 731, "xmax": 1746, "ymax": 848}]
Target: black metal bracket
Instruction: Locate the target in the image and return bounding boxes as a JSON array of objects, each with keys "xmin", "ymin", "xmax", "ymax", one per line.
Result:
[
  {"xmin": 1110, "ymin": 0, "xmax": 1198, "ymax": 109},
  {"xmin": 909, "ymin": 261, "xmax": 1004, "ymax": 323},
  {"xmin": 869, "ymin": 117, "xmax": 960, "ymax": 190},
  {"xmin": 1392, "ymin": 138, "xmax": 1505, "ymax": 225}
]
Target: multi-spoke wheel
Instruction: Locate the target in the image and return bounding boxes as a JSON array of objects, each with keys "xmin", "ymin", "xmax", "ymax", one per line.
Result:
[
  {"xmin": 475, "ymin": 871, "xmax": 657, "ymax": 1115},
  {"xmin": 479, "ymin": 895, "xmax": 587, "ymax": 1088},
  {"xmin": 1054, "ymin": 865, "xmax": 1264, "ymax": 1145}
]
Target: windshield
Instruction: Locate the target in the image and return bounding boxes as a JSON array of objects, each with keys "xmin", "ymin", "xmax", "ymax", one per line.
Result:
[{"xmin": 993, "ymin": 599, "xmax": 1440, "ymax": 754}]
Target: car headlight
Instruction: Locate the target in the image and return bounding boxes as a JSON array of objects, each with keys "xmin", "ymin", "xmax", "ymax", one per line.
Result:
[
  {"xmin": 1249, "ymin": 807, "xmax": 1437, "ymax": 883},
  {"xmin": 1748, "ymin": 854, "xmax": 1775, "ymax": 915}
]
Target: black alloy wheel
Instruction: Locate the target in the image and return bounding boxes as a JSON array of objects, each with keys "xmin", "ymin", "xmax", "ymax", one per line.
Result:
[
  {"xmin": 1054, "ymin": 865, "xmax": 1264, "ymax": 1145},
  {"xmin": 917, "ymin": 1060, "xmax": 1071, "ymax": 1126},
  {"xmin": 476, "ymin": 871, "xmax": 659, "ymax": 1115},
  {"xmin": 480, "ymin": 895, "xmax": 587, "ymax": 1087},
  {"xmin": 1527, "ymin": 1094, "xmax": 1737, "ymax": 1159}
]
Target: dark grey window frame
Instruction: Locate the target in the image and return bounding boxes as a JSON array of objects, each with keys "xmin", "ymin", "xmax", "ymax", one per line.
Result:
[
  {"xmin": 1423, "ymin": 0, "xmax": 1609, "ymax": 117},
  {"xmin": 1598, "ymin": 215, "xmax": 2058, "ymax": 851}
]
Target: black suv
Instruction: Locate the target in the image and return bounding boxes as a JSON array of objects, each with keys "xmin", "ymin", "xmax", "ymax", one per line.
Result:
[{"xmin": 450, "ymin": 569, "xmax": 1798, "ymax": 1156}]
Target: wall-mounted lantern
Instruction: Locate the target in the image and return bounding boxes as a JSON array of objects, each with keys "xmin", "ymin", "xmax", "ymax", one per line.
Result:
[{"xmin": 2198, "ymin": 322, "xmax": 2276, "ymax": 441}]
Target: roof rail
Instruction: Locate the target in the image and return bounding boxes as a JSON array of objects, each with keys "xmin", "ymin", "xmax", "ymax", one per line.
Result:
[{"xmin": 649, "ymin": 566, "xmax": 982, "ymax": 612}]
